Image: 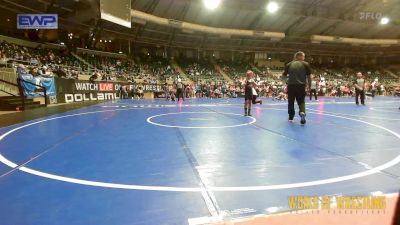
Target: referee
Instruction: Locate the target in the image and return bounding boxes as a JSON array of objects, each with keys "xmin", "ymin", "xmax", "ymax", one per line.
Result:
[
  {"xmin": 282, "ymin": 51, "xmax": 312, "ymax": 124},
  {"xmin": 176, "ymin": 78, "xmax": 184, "ymax": 101},
  {"xmin": 354, "ymin": 72, "xmax": 366, "ymax": 105}
]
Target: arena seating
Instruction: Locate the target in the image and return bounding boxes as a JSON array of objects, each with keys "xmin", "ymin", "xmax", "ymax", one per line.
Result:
[
  {"xmin": 177, "ymin": 58, "xmax": 223, "ymax": 83},
  {"xmin": 0, "ymin": 38, "xmax": 399, "ymax": 98}
]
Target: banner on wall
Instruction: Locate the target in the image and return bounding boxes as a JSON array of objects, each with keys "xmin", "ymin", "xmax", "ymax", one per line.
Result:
[
  {"xmin": 56, "ymin": 79, "xmax": 163, "ymax": 103},
  {"xmin": 17, "ymin": 14, "xmax": 58, "ymax": 29},
  {"xmin": 19, "ymin": 74, "xmax": 56, "ymax": 97}
]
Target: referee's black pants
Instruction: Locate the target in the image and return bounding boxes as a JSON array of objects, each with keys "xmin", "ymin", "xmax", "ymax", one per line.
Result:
[
  {"xmin": 176, "ymin": 88, "xmax": 184, "ymax": 101},
  {"xmin": 288, "ymin": 84, "xmax": 306, "ymax": 119},
  {"xmin": 355, "ymin": 89, "xmax": 365, "ymax": 105},
  {"xmin": 309, "ymin": 89, "xmax": 317, "ymax": 100}
]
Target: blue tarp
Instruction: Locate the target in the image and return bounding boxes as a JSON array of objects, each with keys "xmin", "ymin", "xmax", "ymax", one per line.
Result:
[{"xmin": 17, "ymin": 71, "xmax": 56, "ymax": 97}]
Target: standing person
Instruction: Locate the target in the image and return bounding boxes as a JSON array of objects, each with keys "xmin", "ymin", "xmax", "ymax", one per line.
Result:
[
  {"xmin": 243, "ymin": 70, "xmax": 256, "ymax": 116},
  {"xmin": 131, "ymin": 83, "xmax": 137, "ymax": 99},
  {"xmin": 221, "ymin": 82, "xmax": 226, "ymax": 98},
  {"xmin": 169, "ymin": 83, "xmax": 176, "ymax": 101},
  {"xmin": 354, "ymin": 72, "xmax": 366, "ymax": 105},
  {"xmin": 309, "ymin": 74, "xmax": 318, "ymax": 101},
  {"xmin": 371, "ymin": 78, "xmax": 378, "ymax": 97},
  {"xmin": 137, "ymin": 86, "xmax": 144, "ymax": 99},
  {"xmin": 163, "ymin": 82, "xmax": 170, "ymax": 101},
  {"xmin": 195, "ymin": 82, "xmax": 201, "ymax": 98},
  {"xmin": 340, "ymin": 82, "xmax": 346, "ymax": 97},
  {"xmin": 191, "ymin": 83, "xmax": 196, "ymax": 98},
  {"xmin": 319, "ymin": 77, "xmax": 326, "ymax": 96},
  {"xmin": 336, "ymin": 81, "xmax": 343, "ymax": 98},
  {"xmin": 206, "ymin": 83, "xmax": 211, "ymax": 98},
  {"xmin": 176, "ymin": 78, "xmax": 184, "ymax": 101},
  {"xmin": 252, "ymin": 81, "xmax": 262, "ymax": 105},
  {"xmin": 282, "ymin": 51, "xmax": 312, "ymax": 124}
]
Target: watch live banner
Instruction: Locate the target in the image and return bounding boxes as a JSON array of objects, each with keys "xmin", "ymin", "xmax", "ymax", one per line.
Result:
[{"xmin": 56, "ymin": 78, "xmax": 163, "ymax": 103}]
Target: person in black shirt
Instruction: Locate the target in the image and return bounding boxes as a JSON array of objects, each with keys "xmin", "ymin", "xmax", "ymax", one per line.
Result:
[{"xmin": 282, "ymin": 51, "xmax": 312, "ymax": 124}]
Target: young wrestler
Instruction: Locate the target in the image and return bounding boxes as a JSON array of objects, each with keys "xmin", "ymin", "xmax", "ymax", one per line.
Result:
[{"xmin": 243, "ymin": 70, "xmax": 256, "ymax": 116}]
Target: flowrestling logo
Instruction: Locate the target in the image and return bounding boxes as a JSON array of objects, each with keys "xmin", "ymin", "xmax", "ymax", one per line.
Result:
[{"xmin": 17, "ymin": 14, "xmax": 58, "ymax": 29}]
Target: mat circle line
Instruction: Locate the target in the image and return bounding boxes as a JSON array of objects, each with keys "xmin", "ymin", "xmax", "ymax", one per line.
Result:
[{"xmin": 146, "ymin": 112, "xmax": 256, "ymax": 129}]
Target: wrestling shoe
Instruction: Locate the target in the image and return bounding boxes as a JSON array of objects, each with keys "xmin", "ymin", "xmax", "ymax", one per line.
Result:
[{"xmin": 300, "ymin": 112, "xmax": 306, "ymax": 125}]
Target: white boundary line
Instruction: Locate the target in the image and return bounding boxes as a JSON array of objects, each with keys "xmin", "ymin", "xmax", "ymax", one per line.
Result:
[
  {"xmin": 146, "ymin": 112, "xmax": 256, "ymax": 129},
  {"xmin": 0, "ymin": 108, "xmax": 399, "ymax": 192},
  {"xmin": 369, "ymin": 108, "xmax": 400, "ymax": 113},
  {"xmin": 308, "ymin": 108, "xmax": 400, "ymax": 121}
]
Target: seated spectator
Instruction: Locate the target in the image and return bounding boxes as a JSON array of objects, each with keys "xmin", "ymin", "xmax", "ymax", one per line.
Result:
[
  {"xmin": 30, "ymin": 57, "xmax": 39, "ymax": 65},
  {"xmin": 89, "ymin": 72, "xmax": 99, "ymax": 83},
  {"xmin": 38, "ymin": 66, "xmax": 52, "ymax": 77},
  {"xmin": 30, "ymin": 67, "xmax": 39, "ymax": 77},
  {"xmin": 214, "ymin": 87, "xmax": 222, "ymax": 98},
  {"xmin": 0, "ymin": 53, "xmax": 8, "ymax": 67},
  {"xmin": 16, "ymin": 64, "xmax": 28, "ymax": 78}
]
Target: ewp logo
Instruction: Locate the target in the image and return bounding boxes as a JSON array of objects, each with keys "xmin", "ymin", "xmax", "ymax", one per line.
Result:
[{"xmin": 17, "ymin": 14, "xmax": 58, "ymax": 29}]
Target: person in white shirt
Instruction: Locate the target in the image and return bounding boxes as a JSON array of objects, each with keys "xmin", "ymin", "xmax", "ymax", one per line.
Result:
[
  {"xmin": 309, "ymin": 74, "xmax": 318, "ymax": 101},
  {"xmin": 371, "ymin": 78, "xmax": 378, "ymax": 97},
  {"xmin": 354, "ymin": 72, "xmax": 366, "ymax": 105},
  {"xmin": 176, "ymin": 78, "xmax": 184, "ymax": 101},
  {"xmin": 319, "ymin": 78, "xmax": 326, "ymax": 96},
  {"xmin": 251, "ymin": 82, "xmax": 262, "ymax": 105}
]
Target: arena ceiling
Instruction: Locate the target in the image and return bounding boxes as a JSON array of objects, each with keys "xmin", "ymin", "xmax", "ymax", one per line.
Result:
[{"xmin": 0, "ymin": 0, "xmax": 399, "ymax": 57}]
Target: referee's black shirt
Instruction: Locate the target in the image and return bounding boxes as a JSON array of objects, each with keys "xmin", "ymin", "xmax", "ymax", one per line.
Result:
[{"xmin": 283, "ymin": 60, "xmax": 312, "ymax": 85}]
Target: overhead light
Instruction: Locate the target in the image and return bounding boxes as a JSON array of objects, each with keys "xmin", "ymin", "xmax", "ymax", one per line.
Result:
[
  {"xmin": 203, "ymin": 0, "xmax": 221, "ymax": 10},
  {"xmin": 267, "ymin": 1, "xmax": 279, "ymax": 13},
  {"xmin": 7, "ymin": 19, "xmax": 10, "ymax": 22},
  {"xmin": 60, "ymin": 42, "xmax": 65, "ymax": 45},
  {"xmin": 118, "ymin": 51, "xmax": 123, "ymax": 54},
  {"xmin": 268, "ymin": 57, "xmax": 272, "ymax": 60},
  {"xmin": 380, "ymin": 17, "xmax": 390, "ymax": 25},
  {"xmin": 100, "ymin": 40, "xmax": 102, "ymax": 42},
  {"xmin": 109, "ymin": 40, "xmax": 111, "ymax": 43}
]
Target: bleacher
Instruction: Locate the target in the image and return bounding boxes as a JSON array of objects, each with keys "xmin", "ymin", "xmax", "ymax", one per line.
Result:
[
  {"xmin": 0, "ymin": 35, "xmax": 399, "ymax": 101},
  {"xmin": 177, "ymin": 58, "xmax": 223, "ymax": 83}
]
